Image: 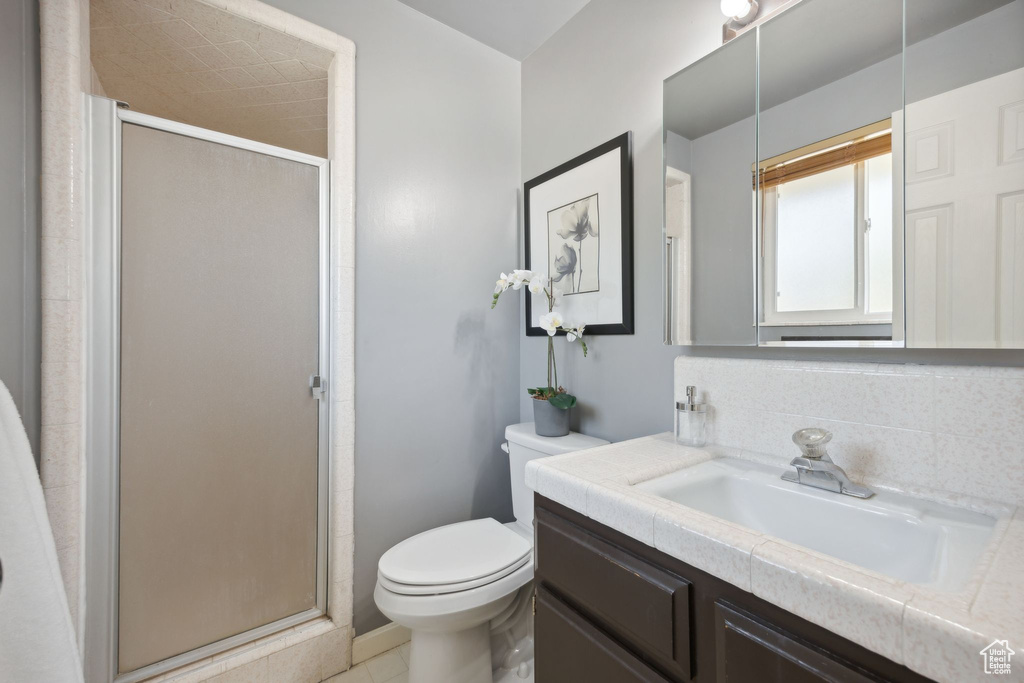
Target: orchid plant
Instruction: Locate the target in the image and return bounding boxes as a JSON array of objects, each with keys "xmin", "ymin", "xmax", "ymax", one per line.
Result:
[{"xmin": 491, "ymin": 269, "xmax": 588, "ymax": 410}]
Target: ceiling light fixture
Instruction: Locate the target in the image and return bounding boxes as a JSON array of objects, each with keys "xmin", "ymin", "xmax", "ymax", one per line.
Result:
[
  {"xmin": 721, "ymin": 0, "xmax": 759, "ymax": 25},
  {"xmin": 721, "ymin": 0, "xmax": 759, "ymax": 43}
]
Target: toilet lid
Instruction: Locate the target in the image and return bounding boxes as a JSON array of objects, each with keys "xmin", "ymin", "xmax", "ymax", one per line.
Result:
[{"xmin": 378, "ymin": 518, "xmax": 531, "ymax": 588}]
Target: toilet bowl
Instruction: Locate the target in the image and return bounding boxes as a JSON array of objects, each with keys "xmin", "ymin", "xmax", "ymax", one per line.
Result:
[{"xmin": 373, "ymin": 423, "xmax": 609, "ymax": 683}]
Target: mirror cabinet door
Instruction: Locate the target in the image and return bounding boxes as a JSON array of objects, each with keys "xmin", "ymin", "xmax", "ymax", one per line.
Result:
[
  {"xmin": 904, "ymin": 0, "xmax": 1024, "ymax": 348},
  {"xmin": 756, "ymin": 0, "xmax": 903, "ymax": 346},
  {"xmin": 663, "ymin": 30, "xmax": 757, "ymax": 346},
  {"xmin": 662, "ymin": 0, "xmax": 1024, "ymax": 348}
]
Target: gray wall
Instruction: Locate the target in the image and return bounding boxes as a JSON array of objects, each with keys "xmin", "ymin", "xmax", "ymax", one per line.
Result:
[
  {"xmin": 521, "ymin": 0, "xmax": 1024, "ymax": 445},
  {"xmin": 262, "ymin": 0, "xmax": 522, "ymax": 634},
  {"xmin": 0, "ymin": 0, "xmax": 41, "ymax": 462},
  {"xmin": 520, "ymin": 0, "xmax": 723, "ymax": 440}
]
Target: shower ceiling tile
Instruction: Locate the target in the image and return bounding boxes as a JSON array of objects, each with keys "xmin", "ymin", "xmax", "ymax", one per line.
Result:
[
  {"xmin": 90, "ymin": 0, "xmax": 329, "ymax": 157},
  {"xmin": 217, "ymin": 66, "xmax": 261, "ymax": 88},
  {"xmin": 90, "ymin": 6, "xmax": 116, "ymax": 28},
  {"xmin": 244, "ymin": 63, "xmax": 287, "ymax": 86},
  {"xmin": 93, "ymin": 54, "xmax": 131, "ymax": 79},
  {"xmin": 254, "ymin": 28, "xmax": 300, "ymax": 57},
  {"xmin": 219, "ymin": 40, "xmax": 265, "ymax": 66},
  {"xmin": 270, "ymin": 59, "xmax": 313, "ymax": 82},
  {"xmin": 158, "ymin": 48, "xmax": 209, "ymax": 72},
  {"xmin": 241, "ymin": 86, "xmax": 277, "ymax": 105},
  {"xmin": 157, "ymin": 19, "xmax": 210, "ymax": 48},
  {"xmin": 294, "ymin": 41, "xmax": 334, "ymax": 69},
  {"xmin": 106, "ymin": 51, "xmax": 178, "ymax": 76},
  {"xmin": 253, "ymin": 45, "xmax": 292, "ymax": 63},
  {"xmin": 190, "ymin": 44, "xmax": 235, "ymax": 70},
  {"xmin": 304, "ymin": 63, "xmax": 328, "ymax": 80},
  {"xmin": 195, "ymin": 27, "xmax": 236, "ymax": 46},
  {"xmin": 98, "ymin": 0, "xmax": 173, "ymax": 26},
  {"xmin": 264, "ymin": 83, "xmax": 301, "ymax": 102},
  {"xmin": 189, "ymin": 69, "xmax": 234, "ymax": 91},
  {"xmin": 125, "ymin": 21, "xmax": 182, "ymax": 51},
  {"xmin": 290, "ymin": 79, "xmax": 328, "ymax": 100},
  {"xmin": 91, "ymin": 26, "xmax": 150, "ymax": 55}
]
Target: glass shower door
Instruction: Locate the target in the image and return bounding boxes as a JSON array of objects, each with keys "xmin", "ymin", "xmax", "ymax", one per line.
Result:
[{"xmin": 116, "ymin": 121, "xmax": 328, "ymax": 676}]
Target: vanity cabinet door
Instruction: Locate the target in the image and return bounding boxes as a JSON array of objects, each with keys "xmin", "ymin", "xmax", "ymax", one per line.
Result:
[
  {"xmin": 536, "ymin": 586, "xmax": 672, "ymax": 683},
  {"xmin": 535, "ymin": 507, "xmax": 692, "ymax": 680},
  {"xmin": 714, "ymin": 601, "xmax": 876, "ymax": 683}
]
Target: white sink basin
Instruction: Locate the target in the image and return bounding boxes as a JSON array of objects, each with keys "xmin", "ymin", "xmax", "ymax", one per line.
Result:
[{"xmin": 637, "ymin": 457, "xmax": 998, "ymax": 592}]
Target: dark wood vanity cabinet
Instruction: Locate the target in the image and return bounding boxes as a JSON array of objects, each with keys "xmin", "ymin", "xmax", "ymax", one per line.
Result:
[{"xmin": 534, "ymin": 495, "xmax": 934, "ymax": 683}]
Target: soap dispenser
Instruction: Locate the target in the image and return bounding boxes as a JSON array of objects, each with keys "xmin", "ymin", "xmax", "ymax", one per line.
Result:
[{"xmin": 675, "ymin": 385, "xmax": 707, "ymax": 447}]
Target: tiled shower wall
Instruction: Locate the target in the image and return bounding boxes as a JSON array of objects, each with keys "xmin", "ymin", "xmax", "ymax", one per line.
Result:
[
  {"xmin": 675, "ymin": 357, "xmax": 1024, "ymax": 506},
  {"xmin": 40, "ymin": 0, "xmax": 87, "ymax": 632}
]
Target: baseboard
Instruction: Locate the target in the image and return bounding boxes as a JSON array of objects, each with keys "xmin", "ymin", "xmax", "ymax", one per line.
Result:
[{"xmin": 352, "ymin": 621, "xmax": 411, "ymax": 664}]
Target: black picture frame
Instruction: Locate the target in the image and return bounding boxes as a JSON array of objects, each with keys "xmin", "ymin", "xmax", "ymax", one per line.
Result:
[{"xmin": 524, "ymin": 132, "xmax": 634, "ymax": 336}]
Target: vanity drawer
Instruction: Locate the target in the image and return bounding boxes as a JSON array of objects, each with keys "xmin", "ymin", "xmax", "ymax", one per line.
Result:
[
  {"xmin": 714, "ymin": 601, "xmax": 876, "ymax": 683},
  {"xmin": 536, "ymin": 586, "xmax": 671, "ymax": 683},
  {"xmin": 535, "ymin": 507, "xmax": 692, "ymax": 680}
]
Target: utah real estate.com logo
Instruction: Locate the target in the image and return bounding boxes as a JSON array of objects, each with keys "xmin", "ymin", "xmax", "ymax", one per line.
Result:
[{"xmin": 980, "ymin": 640, "xmax": 1015, "ymax": 675}]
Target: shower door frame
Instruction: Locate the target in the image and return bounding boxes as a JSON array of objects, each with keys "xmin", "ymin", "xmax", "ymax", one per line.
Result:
[{"xmin": 84, "ymin": 96, "xmax": 332, "ymax": 683}]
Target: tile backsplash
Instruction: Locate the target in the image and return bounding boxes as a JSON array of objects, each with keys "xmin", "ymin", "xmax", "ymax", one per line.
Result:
[{"xmin": 674, "ymin": 357, "xmax": 1024, "ymax": 506}]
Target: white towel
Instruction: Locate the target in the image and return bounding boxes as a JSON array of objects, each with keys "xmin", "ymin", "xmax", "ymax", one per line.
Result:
[{"xmin": 0, "ymin": 380, "xmax": 84, "ymax": 682}]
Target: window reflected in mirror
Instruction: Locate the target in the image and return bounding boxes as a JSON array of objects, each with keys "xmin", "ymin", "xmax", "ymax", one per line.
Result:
[
  {"xmin": 756, "ymin": 0, "xmax": 902, "ymax": 346},
  {"xmin": 759, "ymin": 123, "xmax": 894, "ymax": 328}
]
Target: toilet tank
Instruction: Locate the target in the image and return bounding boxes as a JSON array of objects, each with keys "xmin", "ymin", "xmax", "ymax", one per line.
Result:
[{"xmin": 504, "ymin": 422, "xmax": 609, "ymax": 529}]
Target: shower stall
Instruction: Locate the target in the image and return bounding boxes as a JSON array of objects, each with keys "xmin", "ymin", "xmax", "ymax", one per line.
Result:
[{"xmin": 84, "ymin": 96, "xmax": 331, "ymax": 681}]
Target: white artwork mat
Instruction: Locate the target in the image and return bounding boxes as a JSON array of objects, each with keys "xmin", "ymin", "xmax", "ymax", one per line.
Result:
[{"xmin": 528, "ymin": 146, "xmax": 624, "ymax": 328}]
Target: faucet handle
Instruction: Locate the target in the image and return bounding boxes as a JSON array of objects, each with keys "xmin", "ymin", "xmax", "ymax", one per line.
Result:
[{"xmin": 792, "ymin": 428, "xmax": 832, "ymax": 459}]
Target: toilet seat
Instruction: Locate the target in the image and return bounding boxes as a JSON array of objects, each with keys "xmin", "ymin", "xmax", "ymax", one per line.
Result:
[
  {"xmin": 374, "ymin": 556, "xmax": 534, "ymax": 629},
  {"xmin": 379, "ymin": 553, "xmax": 530, "ymax": 596},
  {"xmin": 378, "ymin": 518, "xmax": 532, "ymax": 596}
]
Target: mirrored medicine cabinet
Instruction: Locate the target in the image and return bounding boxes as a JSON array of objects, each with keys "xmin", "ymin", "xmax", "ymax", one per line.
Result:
[{"xmin": 663, "ymin": 0, "xmax": 1024, "ymax": 348}]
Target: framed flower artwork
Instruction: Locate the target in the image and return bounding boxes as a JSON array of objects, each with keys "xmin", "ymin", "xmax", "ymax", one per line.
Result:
[{"xmin": 524, "ymin": 132, "xmax": 634, "ymax": 336}]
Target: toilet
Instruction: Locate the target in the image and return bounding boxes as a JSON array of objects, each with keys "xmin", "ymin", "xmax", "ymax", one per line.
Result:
[{"xmin": 373, "ymin": 422, "xmax": 609, "ymax": 683}]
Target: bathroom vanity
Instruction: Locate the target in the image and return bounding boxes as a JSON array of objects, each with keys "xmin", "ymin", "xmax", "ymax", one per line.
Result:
[
  {"xmin": 526, "ymin": 434, "xmax": 1024, "ymax": 683},
  {"xmin": 534, "ymin": 496, "xmax": 931, "ymax": 683}
]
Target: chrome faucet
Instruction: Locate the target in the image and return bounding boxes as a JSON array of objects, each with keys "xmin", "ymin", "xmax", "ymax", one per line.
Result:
[{"xmin": 781, "ymin": 428, "xmax": 874, "ymax": 499}]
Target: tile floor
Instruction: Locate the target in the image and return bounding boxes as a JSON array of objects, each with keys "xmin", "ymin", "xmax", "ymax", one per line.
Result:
[{"xmin": 325, "ymin": 641, "xmax": 410, "ymax": 683}]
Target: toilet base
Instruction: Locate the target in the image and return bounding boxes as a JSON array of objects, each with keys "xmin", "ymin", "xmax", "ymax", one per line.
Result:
[{"xmin": 409, "ymin": 623, "xmax": 492, "ymax": 683}]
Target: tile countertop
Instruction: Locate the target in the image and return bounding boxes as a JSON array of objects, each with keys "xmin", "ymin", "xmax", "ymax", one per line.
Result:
[{"xmin": 525, "ymin": 433, "xmax": 1024, "ymax": 683}]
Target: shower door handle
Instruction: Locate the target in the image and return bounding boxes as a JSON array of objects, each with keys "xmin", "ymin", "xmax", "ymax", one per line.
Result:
[{"xmin": 310, "ymin": 375, "xmax": 326, "ymax": 400}]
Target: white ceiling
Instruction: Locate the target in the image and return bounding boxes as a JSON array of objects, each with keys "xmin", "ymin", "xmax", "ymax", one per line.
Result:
[{"xmin": 395, "ymin": 0, "xmax": 591, "ymax": 60}]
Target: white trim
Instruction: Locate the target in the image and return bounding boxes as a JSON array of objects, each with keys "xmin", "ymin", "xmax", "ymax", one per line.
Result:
[
  {"xmin": 352, "ymin": 623, "xmax": 412, "ymax": 665},
  {"xmin": 760, "ymin": 339, "xmax": 906, "ymax": 348},
  {"xmin": 115, "ymin": 610, "xmax": 323, "ymax": 683},
  {"xmin": 117, "ymin": 108, "xmax": 328, "ymax": 168},
  {"xmin": 664, "ymin": 166, "xmax": 692, "ymax": 345},
  {"xmin": 84, "ymin": 94, "xmax": 121, "ymax": 683}
]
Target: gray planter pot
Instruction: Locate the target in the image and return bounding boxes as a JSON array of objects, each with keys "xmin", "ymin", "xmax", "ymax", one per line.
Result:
[{"xmin": 533, "ymin": 398, "xmax": 571, "ymax": 437}]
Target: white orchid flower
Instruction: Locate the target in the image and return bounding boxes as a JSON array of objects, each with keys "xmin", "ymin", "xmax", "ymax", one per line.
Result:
[
  {"xmin": 510, "ymin": 269, "xmax": 532, "ymax": 290},
  {"xmin": 539, "ymin": 311, "xmax": 564, "ymax": 336},
  {"xmin": 494, "ymin": 272, "xmax": 510, "ymax": 293},
  {"xmin": 565, "ymin": 324, "xmax": 586, "ymax": 342},
  {"xmin": 528, "ymin": 275, "xmax": 546, "ymax": 294}
]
